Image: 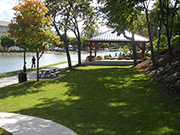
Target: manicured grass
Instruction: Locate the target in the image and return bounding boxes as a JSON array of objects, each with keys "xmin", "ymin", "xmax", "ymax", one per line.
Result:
[
  {"xmin": 0, "ymin": 128, "xmax": 12, "ymax": 135},
  {"xmin": 0, "ymin": 66, "xmax": 179, "ymax": 135},
  {"xmin": 0, "ymin": 62, "xmax": 67, "ymax": 79}
]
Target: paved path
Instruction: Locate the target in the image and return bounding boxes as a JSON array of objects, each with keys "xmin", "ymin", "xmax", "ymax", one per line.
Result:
[
  {"xmin": 0, "ymin": 62, "xmax": 78, "ymax": 135},
  {"xmin": 0, "ymin": 112, "xmax": 77, "ymax": 135},
  {"xmin": 0, "ymin": 62, "xmax": 78, "ymax": 88}
]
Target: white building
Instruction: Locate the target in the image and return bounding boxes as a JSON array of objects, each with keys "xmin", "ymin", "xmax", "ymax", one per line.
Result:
[{"xmin": 0, "ymin": 20, "xmax": 9, "ymax": 37}]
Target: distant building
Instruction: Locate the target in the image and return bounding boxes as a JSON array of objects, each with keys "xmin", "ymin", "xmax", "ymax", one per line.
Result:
[{"xmin": 0, "ymin": 20, "xmax": 9, "ymax": 37}]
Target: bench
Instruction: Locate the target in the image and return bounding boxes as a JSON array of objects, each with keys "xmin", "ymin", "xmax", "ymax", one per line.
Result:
[{"xmin": 50, "ymin": 71, "xmax": 60, "ymax": 78}]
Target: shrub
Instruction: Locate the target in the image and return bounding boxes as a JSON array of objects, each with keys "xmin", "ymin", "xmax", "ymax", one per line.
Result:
[
  {"xmin": 160, "ymin": 47, "xmax": 169, "ymax": 54},
  {"xmin": 86, "ymin": 55, "xmax": 95, "ymax": 58},
  {"xmin": 143, "ymin": 56, "xmax": 149, "ymax": 61},
  {"xmin": 97, "ymin": 55, "xmax": 103, "ymax": 60},
  {"xmin": 10, "ymin": 49, "xmax": 17, "ymax": 52},
  {"xmin": 86, "ymin": 55, "xmax": 96, "ymax": 60},
  {"xmin": 122, "ymin": 45, "xmax": 129, "ymax": 55},
  {"xmin": 104, "ymin": 55, "xmax": 109, "ymax": 59},
  {"xmin": 153, "ymin": 35, "xmax": 167, "ymax": 51},
  {"xmin": 125, "ymin": 57, "xmax": 131, "ymax": 60},
  {"xmin": 0, "ymin": 49, "xmax": 7, "ymax": 52},
  {"xmin": 171, "ymin": 35, "xmax": 180, "ymax": 50},
  {"xmin": 117, "ymin": 55, "xmax": 124, "ymax": 60}
]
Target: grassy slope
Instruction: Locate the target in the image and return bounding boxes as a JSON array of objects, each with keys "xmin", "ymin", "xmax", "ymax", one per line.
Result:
[{"xmin": 0, "ymin": 66, "xmax": 179, "ymax": 135}]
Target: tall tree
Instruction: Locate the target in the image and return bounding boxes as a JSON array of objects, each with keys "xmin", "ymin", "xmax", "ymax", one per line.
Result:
[
  {"xmin": 142, "ymin": 0, "xmax": 156, "ymax": 66},
  {"xmin": 9, "ymin": 0, "xmax": 59, "ymax": 81},
  {"xmin": 99, "ymin": 0, "xmax": 158, "ymax": 67},
  {"xmin": 45, "ymin": 0, "xmax": 73, "ymax": 69},
  {"xmin": 99, "ymin": 0, "xmax": 144, "ymax": 66},
  {"xmin": 45, "ymin": 0, "xmax": 98, "ymax": 66},
  {"xmin": 161, "ymin": 0, "xmax": 179, "ymax": 56},
  {"xmin": 152, "ymin": 0, "xmax": 164, "ymax": 63}
]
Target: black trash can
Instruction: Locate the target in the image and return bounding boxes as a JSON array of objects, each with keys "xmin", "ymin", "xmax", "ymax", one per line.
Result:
[{"xmin": 18, "ymin": 72, "xmax": 27, "ymax": 83}]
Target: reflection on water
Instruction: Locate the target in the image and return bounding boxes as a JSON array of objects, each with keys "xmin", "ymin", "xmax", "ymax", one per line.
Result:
[{"xmin": 0, "ymin": 51, "xmax": 122, "ymax": 74}]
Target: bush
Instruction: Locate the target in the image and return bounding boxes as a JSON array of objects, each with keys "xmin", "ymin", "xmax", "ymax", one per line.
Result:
[
  {"xmin": 97, "ymin": 55, "xmax": 103, "ymax": 60},
  {"xmin": 125, "ymin": 57, "xmax": 131, "ymax": 60},
  {"xmin": 86, "ymin": 55, "xmax": 96, "ymax": 61},
  {"xmin": 171, "ymin": 35, "xmax": 180, "ymax": 50},
  {"xmin": 161, "ymin": 47, "xmax": 169, "ymax": 54},
  {"xmin": 143, "ymin": 56, "xmax": 149, "ymax": 61},
  {"xmin": 10, "ymin": 49, "xmax": 17, "ymax": 52},
  {"xmin": 122, "ymin": 45, "xmax": 129, "ymax": 55},
  {"xmin": 86, "ymin": 55, "xmax": 95, "ymax": 58},
  {"xmin": 153, "ymin": 35, "xmax": 167, "ymax": 51},
  {"xmin": 117, "ymin": 55, "xmax": 124, "ymax": 60},
  {"xmin": 104, "ymin": 55, "xmax": 110, "ymax": 59}
]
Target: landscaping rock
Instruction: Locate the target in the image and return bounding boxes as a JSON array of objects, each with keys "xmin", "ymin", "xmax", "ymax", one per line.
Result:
[
  {"xmin": 163, "ymin": 72, "xmax": 180, "ymax": 83},
  {"xmin": 174, "ymin": 80, "xmax": 180, "ymax": 88},
  {"xmin": 155, "ymin": 63, "xmax": 180, "ymax": 77}
]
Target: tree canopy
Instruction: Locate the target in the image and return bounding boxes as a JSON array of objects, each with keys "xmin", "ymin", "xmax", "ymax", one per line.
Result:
[
  {"xmin": 8, "ymin": 0, "xmax": 59, "ymax": 81},
  {"xmin": 0, "ymin": 34, "xmax": 16, "ymax": 51},
  {"xmin": 45, "ymin": 0, "xmax": 99, "ymax": 66}
]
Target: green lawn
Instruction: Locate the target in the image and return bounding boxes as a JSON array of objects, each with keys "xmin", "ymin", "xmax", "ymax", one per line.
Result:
[
  {"xmin": 0, "ymin": 128, "xmax": 12, "ymax": 135},
  {"xmin": 0, "ymin": 66, "xmax": 179, "ymax": 135}
]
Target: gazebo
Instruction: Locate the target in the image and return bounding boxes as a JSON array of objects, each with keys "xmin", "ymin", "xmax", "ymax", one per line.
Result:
[{"xmin": 86, "ymin": 30, "xmax": 149, "ymax": 61}]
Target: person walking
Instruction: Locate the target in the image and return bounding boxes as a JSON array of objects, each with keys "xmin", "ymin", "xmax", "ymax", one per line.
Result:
[{"xmin": 31, "ymin": 56, "xmax": 36, "ymax": 68}]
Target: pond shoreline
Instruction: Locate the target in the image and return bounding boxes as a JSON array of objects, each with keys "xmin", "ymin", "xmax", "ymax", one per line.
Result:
[
  {"xmin": 0, "ymin": 50, "xmax": 110, "ymax": 56},
  {"xmin": 0, "ymin": 51, "xmax": 65, "ymax": 56}
]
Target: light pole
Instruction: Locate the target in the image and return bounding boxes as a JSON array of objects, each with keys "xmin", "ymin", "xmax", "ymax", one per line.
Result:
[
  {"xmin": 18, "ymin": 44, "xmax": 27, "ymax": 83},
  {"xmin": 23, "ymin": 50, "xmax": 26, "ymax": 72}
]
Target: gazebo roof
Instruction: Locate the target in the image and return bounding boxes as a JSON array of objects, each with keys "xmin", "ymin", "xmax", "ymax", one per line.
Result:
[{"xmin": 86, "ymin": 30, "xmax": 149, "ymax": 43}]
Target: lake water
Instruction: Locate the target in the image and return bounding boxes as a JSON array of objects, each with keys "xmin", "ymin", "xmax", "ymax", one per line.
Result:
[{"xmin": 0, "ymin": 51, "xmax": 121, "ymax": 74}]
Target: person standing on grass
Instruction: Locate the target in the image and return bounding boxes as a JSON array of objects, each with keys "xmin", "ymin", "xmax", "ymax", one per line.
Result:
[{"xmin": 31, "ymin": 56, "xmax": 36, "ymax": 68}]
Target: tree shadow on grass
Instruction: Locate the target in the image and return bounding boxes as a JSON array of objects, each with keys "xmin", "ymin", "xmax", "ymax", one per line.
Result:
[
  {"xmin": 11, "ymin": 66, "xmax": 180, "ymax": 135},
  {"xmin": 0, "ymin": 81, "xmax": 49, "ymax": 99}
]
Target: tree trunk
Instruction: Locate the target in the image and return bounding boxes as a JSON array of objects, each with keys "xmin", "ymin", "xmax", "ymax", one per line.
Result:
[
  {"xmin": 157, "ymin": 21, "xmax": 162, "ymax": 63},
  {"xmin": 165, "ymin": 15, "xmax": 172, "ymax": 56},
  {"xmin": 145, "ymin": 8, "xmax": 156, "ymax": 67},
  {"xmin": 64, "ymin": 30, "xmax": 72, "ymax": 70},
  {"xmin": 156, "ymin": 0, "xmax": 162, "ymax": 63},
  {"xmin": 77, "ymin": 36, "xmax": 81, "ymax": 66},
  {"xmin": 36, "ymin": 51, "xmax": 39, "ymax": 81},
  {"xmin": 53, "ymin": 21, "xmax": 72, "ymax": 70},
  {"xmin": 132, "ymin": 32, "xmax": 137, "ymax": 66}
]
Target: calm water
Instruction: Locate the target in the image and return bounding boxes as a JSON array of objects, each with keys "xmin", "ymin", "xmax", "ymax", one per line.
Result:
[{"xmin": 0, "ymin": 51, "xmax": 121, "ymax": 74}]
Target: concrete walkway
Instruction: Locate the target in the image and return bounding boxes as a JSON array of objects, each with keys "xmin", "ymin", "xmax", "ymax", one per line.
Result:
[
  {"xmin": 0, "ymin": 62, "xmax": 78, "ymax": 88},
  {"xmin": 0, "ymin": 112, "xmax": 77, "ymax": 135}
]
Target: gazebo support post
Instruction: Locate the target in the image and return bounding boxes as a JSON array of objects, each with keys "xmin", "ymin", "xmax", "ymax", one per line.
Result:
[
  {"xmin": 136, "ymin": 43, "xmax": 145, "ymax": 60},
  {"xmin": 90, "ymin": 42, "xmax": 92, "ymax": 62},
  {"xmin": 94, "ymin": 42, "xmax": 98, "ymax": 57},
  {"xmin": 141, "ymin": 43, "xmax": 145, "ymax": 60}
]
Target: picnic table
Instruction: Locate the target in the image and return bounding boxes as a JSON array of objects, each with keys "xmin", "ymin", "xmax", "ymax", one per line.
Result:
[{"xmin": 39, "ymin": 67, "xmax": 60, "ymax": 78}]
